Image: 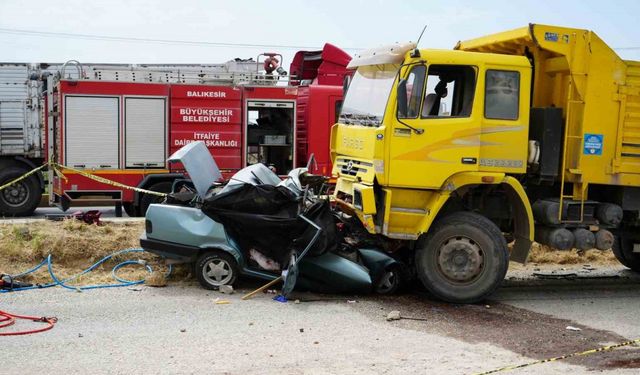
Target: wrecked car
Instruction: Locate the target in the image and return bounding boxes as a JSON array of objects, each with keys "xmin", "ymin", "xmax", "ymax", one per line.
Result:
[{"xmin": 140, "ymin": 141, "xmax": 407, "ymax": 296}]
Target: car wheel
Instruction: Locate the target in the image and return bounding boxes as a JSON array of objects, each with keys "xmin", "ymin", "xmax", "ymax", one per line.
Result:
[
  {"xmin": 0, "ymin": 167, "xmax": 42, "ymax": 217},
  {"xmin": 374, "ymin": 265, "xmax": 403, "ymax": 295},
  {"xmin": 415, "ymin": 211, "xmax": 509, "ymax": 304},
  {"xmin": 139, "ymin": 181, "xmax": 172, "ymax": 216},
  {"xmin": 195, "ymin": 251, "xmax": 239, "ymax": 290}
]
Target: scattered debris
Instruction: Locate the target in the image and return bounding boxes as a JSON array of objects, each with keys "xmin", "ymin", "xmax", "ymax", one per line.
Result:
[
  {"xmin": 566, "ymin": 326, "xmax": 582, "ymax": 331},
  {"xmin": 180, "ymin": 328, "xmax": 186, "ymax": 333},
  {"xmin": 145, "ymin": 271, "xmax": 167, "ymax": 287},
  {"xmin": 214, "ymin": 298, "xmax": 231, "ymax": 305},
  {"xmin": 273, "ymin": 295, "xmax": 288, "ymax": 303},
  {"xmin": 294, "ymin": 299, "xmax": 300, "ymax": 304},
  {"xmin": 299, "ymin": 328, "xmax": 304, "ymax": 333},
  {"xmin": 485, "ymin": 305, "xmax": 491, "ymax": 309},
  {"xmin": 265, "ymin": 289, "xmax": 278, "ymax": 294},
  {"xmin": 219, "ymin": 285, "xmax": 234, "ymax": 294},
  {"xmin": 347, "ymin": 300, "xmax": 358, "ymax": 304},
  {"xmin": 127, "ymin": 287, "xmax": 143, "ymax": 292},
  {"xmin": 313, "ymin": 341, "xmax": 319, "ymax": 345},
  {"xmin": 248, "ymin": 322, "xmax": 254, "ymax": 326},
  {"xmin": 78, "ymin": 333, "xmax": 83, "ymax": 338},
  {"xmin": 533, "ymin": 271, "xmax": 578, "ymax": 279},
  {"xmin": 386, "ymin": 310, "xmax": 401, "ymax": 321}
]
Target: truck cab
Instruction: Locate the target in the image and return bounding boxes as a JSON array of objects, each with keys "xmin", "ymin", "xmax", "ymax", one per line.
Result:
[{"xmin": 332, "ymin": 24, "xmax": 640, "ymax": 303}]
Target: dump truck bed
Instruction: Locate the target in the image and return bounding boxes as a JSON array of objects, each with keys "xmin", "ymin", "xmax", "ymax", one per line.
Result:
[{"xmin": 456, "ymin": 24, "xmax": 640, "ymax": 187}]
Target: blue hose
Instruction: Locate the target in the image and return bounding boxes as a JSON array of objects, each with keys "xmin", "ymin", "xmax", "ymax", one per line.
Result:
[{"xmin": 1, "ymin": 248, "xmax": 172, "ymax": 293}]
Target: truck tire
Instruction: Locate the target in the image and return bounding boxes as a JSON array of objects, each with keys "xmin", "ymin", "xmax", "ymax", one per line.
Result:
[
  {"xmin": 0, "ymin": 167, "xmax": 42, "ymax": 217},
  {"xmin": 415, "ymin": 211, "xmax": 509, "ymax": 304},
  {"xmin": 139, "ymin": 181, "xmax": 172, "ymax": 216},
  {"xmin": 612, "ymin": 229, "xmax": 640, "ymax": 272}
]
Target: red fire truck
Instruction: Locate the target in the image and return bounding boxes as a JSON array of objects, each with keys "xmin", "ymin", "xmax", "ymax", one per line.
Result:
[{"xmin": 20, "ymin": 44, "xmax": 348, "ymax": 217}]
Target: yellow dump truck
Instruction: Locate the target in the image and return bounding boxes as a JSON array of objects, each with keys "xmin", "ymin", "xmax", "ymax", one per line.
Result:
[{"xmin": 331, "ymin": 24, "xmax": 640, "ymax": 303}]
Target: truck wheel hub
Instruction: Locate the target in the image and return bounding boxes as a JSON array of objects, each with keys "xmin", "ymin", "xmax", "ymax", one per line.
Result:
[
  {"xmin": 1, "ymin": 182, "xmax": 29, "ymax": 207},
  {"xmin": 437, "ymin": 237, "xmax": 484, "ymax": 283}
]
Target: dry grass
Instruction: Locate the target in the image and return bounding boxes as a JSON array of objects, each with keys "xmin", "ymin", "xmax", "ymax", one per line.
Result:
[
  {"xmin": 1, "ymin": 220, "xmax": 617, "ymax": 287},
  {"xmin": 0, "ymin": 220, "xmax": 187, "ymax": 285},
  {"xmin": 523, "ymin": 242, "xmax": 617, "ymax": 265}
]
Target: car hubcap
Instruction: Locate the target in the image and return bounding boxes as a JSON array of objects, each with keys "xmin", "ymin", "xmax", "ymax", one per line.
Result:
[
  {"xmin": 203, "ymin": 259, "xmax": 232, "ymax": 285},
  {"xmin": 377, "ymin": 270, "xmax": 397, "ymax": 293},
  {"xmin": 1, "ymin": 182, "xmax": 29, "ymax": 207},
  {"xmin": 437, "ymin": 236, "xmax": 484, "ymax": 283}
]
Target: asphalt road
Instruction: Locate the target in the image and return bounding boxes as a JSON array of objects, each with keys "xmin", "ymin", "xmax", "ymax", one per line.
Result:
[{"xmin": 3, "ymin": 275, "xmax": 640, "ymax": 374}]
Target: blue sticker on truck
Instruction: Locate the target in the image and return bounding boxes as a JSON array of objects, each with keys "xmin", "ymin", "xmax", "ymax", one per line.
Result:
[
  {"xmin": 544, "ymin": 32, "xmax": 559, "ymax": 42},
  {"xmin": 583, "ymin": 134, "xmax": 603, "ymax": 155}
]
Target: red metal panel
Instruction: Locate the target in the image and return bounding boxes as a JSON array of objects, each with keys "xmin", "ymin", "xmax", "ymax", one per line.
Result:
[{"xmin": 169, "ymin": 84, "xmax": 242, "ymax": 172}]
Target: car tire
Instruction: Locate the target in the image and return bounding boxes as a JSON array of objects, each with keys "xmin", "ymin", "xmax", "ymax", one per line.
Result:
[
  {"xmin": 195, "ymin": 251, "xmax": 239, "ymax": 290},
  {"xmin": 139, "ymin": 181, "xmax": 172, "ymax": 216},
  {"xmin": 415, "ymin": 211, "xmax": 509, "ymax": 304},
  {"xmin": 0, "ymin": 167, "xmax": 42, "ymax": 217},
  {"xmin": 374, "ymin": 264, "xmax": 404, "ymax": 295}
]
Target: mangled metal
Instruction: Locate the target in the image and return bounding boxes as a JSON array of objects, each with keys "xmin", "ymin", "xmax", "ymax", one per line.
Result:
[{"xmin": 141, "ymin": 141, "xmax": 405, "ymax": 296}]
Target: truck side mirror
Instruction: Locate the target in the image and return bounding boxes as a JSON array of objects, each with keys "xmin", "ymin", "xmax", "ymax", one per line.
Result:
[
  {"xmin": 342, "ymin": 75, "xmax": 351, "ymax": 95},
  {"xmin": 397, "ymin": 79, "xmax": 408, "ymax": 117}
]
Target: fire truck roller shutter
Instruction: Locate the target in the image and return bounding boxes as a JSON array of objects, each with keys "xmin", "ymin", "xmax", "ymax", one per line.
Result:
[
  {"xmin": 65, "ymin": 96, "xmax": 119, "ymax": 169},
  {"xmin": 125, "ymin": 97, "xmax": 167, "ymax": 168}
]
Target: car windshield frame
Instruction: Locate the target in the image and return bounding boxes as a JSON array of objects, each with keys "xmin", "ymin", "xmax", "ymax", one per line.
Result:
[{"xmin": 339, "ymin": 64, "xmax": 399, "ymax": 127}]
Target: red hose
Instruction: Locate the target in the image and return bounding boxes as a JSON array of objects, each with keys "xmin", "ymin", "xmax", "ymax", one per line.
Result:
[{"xmin": 0, "ymin": 310, "xmax": 57, "ymax": 336}]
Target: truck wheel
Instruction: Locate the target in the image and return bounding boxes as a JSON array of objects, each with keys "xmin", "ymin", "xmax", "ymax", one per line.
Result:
[
  {"xmin": 612, "ymin": 230, "xmax": 640, "ymax": 272},
  {"xmin": 415, "ymin": 211, "xmax": 509, "ymax": 304},
  {"xmin": 0, "ymin": 167, "xmax": 42, "ymax": 217},
  {"xmin": 195, "ymin": 251, "xmax": 239, "ymax": 290},
  {"xmin": 139, "ymin": 181, "xmax": 172, "ymax": 216},
  {"xmin": 123, "ymin": 202, "xmax": 138, "ymax": 217}
]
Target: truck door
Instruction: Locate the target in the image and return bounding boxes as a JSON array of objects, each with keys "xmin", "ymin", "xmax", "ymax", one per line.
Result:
[{"xmin": 389, "ymin": 64, "xmax": 479, "ymax": 188}]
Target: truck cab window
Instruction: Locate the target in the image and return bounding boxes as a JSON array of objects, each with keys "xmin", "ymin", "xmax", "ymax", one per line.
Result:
[
  {"xmin": 398, "ymin": 65, "xmax": 426, "ymax": 118},
  {"xmin": 422, "ymin": 65, "xmax": 476, "ymax": 118},
  {"xmin": 485, "ymin": 70, "xmax": 520, "ymax": 120}
]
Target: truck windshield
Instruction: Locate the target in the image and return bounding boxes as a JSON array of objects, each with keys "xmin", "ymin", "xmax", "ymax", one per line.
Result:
[{"xmin": 339, "ymin": 64, "xmax": 398, "ymax": 127}]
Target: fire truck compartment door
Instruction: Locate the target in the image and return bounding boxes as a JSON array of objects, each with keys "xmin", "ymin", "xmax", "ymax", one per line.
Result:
[
  {"xmin": 125, "ymin": 97, "xmax": 167, "ymax": 168},
  {"xmin": 64, "ymin": 96, "xmax": 119, "ymax": 169}
]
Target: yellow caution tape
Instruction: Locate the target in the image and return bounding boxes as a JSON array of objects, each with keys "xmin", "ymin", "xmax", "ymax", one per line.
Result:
[
  {"xmin": 474, "ymin": 337, "xmax": 640, "ymax": 374},
  {"xmin": 0, "ymin": 162, "xmax": 167, "ymax": 198},
  {"xmin": 0, "ymin": 163, "xmax": 48, "ymax": 192},
  {"xmin": 53, "ymin": 163, "xmax": 168, "ymax": 197}
]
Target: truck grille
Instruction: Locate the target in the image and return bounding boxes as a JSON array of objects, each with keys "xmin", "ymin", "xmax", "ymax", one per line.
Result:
[{"xmin": 336, "ymin": 158, "xmax": 372, "ymax": 176}]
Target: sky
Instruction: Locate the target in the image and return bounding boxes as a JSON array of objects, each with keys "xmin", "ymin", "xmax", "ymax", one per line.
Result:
[{"xmin": 1, "ymin": 0, "xmax": 640, "ymax": 67}]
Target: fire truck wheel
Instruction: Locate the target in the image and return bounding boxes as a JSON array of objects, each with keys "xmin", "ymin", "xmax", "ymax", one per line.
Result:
[
  {"xmin": 0, "ymin": 167, "xmax": 42, "ymax": 217},
  {"xmin": 415, "ymin": 211, "xmax": 509, "ymax": 304},
  {"xmin": 123, "ymin": 203, "xmax": 138, "ymax": 217},
  {"xmin": 139, "ymin": 181, "xmax": 172, "ymax": 216},
  {"xmin": 612, "ymin": 229, "xmax": 640, "ymax": 272}
]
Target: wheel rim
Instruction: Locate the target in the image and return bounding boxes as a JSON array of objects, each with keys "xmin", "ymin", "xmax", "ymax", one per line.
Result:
[
  {"xmin": 436, "ymin": 236, "xmax": 484, "ymax": 284},
  {"xmin": 202, "ymin": 258, "xmax": 233, "ymax": 286},
  {"xmin": 377, "ymin": 269, "xmax": 398, "ymax": 293},
  {"xmin": 1, "ymin": 181, "xmax": 30, "ymax": 207}
]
